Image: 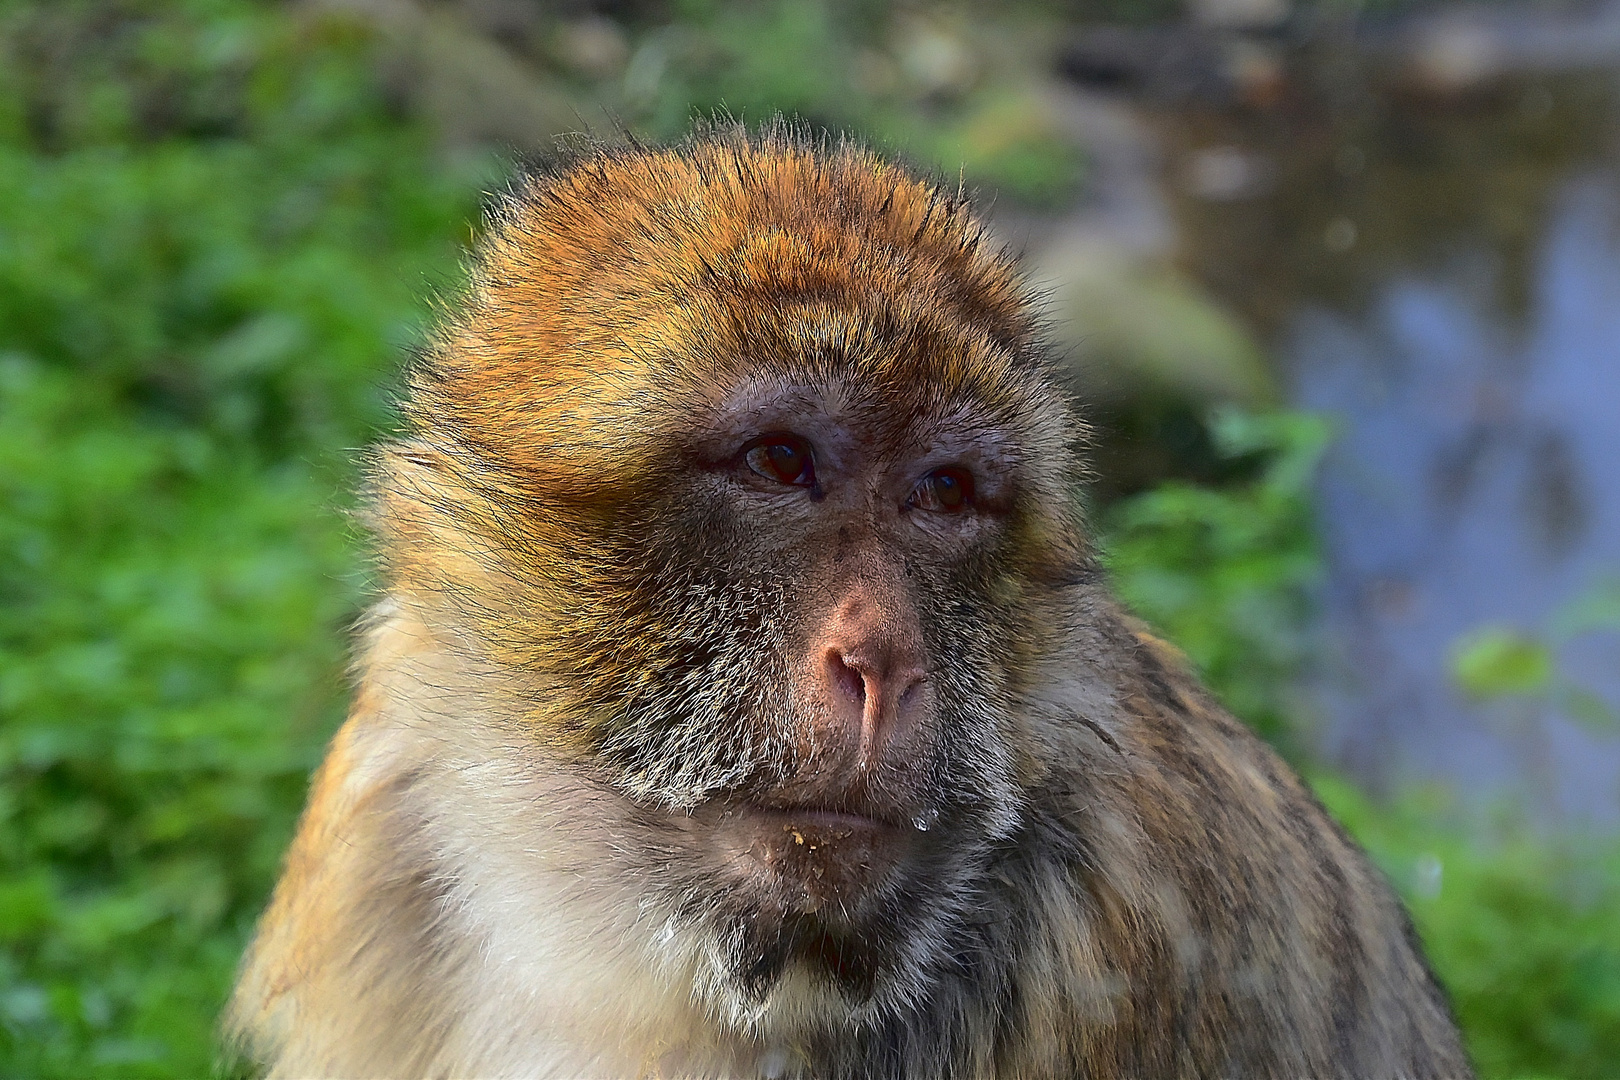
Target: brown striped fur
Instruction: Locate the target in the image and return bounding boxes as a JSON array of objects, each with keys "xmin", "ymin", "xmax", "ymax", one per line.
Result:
[{"xmin": 227, "ymin": 127, "xmax": 1472, "ymax": 1079}]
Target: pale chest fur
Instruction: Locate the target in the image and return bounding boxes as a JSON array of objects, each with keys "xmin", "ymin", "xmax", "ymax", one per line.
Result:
[{"xmin": 267, "ymin": 611, "xmax": 806, "ymax": 1079}]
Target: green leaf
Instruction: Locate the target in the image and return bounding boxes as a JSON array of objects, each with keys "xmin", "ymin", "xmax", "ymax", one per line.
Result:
[{"xmin": 1451, "ymin": 626, "xmax": 1554, "ymax": 699}]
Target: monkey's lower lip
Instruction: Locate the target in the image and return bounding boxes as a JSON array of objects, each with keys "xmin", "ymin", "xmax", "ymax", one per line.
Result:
[
  {"xmin": 722, "ymin": 803, "xmax": 914, "ymax": 913},
  {"xmin": 740, "ymin": 805, "xmax": 899, "ymax": 834}
]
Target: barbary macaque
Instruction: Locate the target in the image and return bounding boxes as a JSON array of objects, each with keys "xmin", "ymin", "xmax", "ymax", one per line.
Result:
[{"xmin": 228, "ymin": 128, "xmax": 1472, "ymax": 1079}]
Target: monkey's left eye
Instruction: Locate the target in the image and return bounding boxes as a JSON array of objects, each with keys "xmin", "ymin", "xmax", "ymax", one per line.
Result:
[
  {"xmin": 743, "ymin": 434, "xmax": 817, "ymax": 487},
  {"xmin": 909, "ymin": 467, "xmax": 974, "ymax": 513}
]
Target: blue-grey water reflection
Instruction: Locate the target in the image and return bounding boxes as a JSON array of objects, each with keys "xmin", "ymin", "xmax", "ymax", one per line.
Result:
[
  {"xmin": 1156, "ymin": 60, "xmax": 1620, "ymax": 820},
  {"xmin": 1296, "ymin": 178, "xmax": 1620, "ymax": 820}
]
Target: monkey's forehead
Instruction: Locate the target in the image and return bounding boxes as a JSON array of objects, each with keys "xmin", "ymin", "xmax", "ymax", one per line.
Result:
[
  {"xmin": 470, "ymin": 136, "xmax": 1031, "ymax": 355},
  {"xmin": 412, "ymin": 136, "xmax": 1065, "ymax": 484},
  {"xmin": 502, "ymin": 136, "xmax": 1013, "ymax": 281},
  {"xmin": 413, "ymin": 310, "xmax": 1067, "ymax": 500}
]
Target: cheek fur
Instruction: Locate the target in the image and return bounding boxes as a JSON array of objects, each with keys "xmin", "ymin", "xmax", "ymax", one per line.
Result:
[
  {"xmin": 578, "ymin": 502, "xmax": 814, "ymax": 807},
  {"xmin": 913, "ymin": 575, "xmax": 1027, "ymax": 831},
  {"xmin": 593, "ymin": 576, "xmax": 804, "ymax": 807}
]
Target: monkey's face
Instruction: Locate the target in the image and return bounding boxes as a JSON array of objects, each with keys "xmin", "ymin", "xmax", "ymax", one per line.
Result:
[
  {"xmin": 397, "ymin": 140, "xmax": 1086, "ymax": 1027},
  {"xmin": 501, "ymin": 329, "xmax": 1084, "ymax": 1021}
]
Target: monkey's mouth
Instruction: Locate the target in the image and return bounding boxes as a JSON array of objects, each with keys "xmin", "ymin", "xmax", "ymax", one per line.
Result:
[
  {"xmin": 743, "ymin": 803, "xmax": 899, "ymax": 834},
  {"xmin": 688, "ymin": 798, "xmax": 951, "ymax": 1004},
  {"xmin": 678, "ymin": 797, "xmax": 963, "ymax": 1004},
  {"xmin": 698, "ymin": 799, "xmax": 932, "ymax": 919}
]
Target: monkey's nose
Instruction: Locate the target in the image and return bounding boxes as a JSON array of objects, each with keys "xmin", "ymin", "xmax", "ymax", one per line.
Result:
[{"xmin": 823, "ymin": 647, "xmax": 928, "ymax": 763}]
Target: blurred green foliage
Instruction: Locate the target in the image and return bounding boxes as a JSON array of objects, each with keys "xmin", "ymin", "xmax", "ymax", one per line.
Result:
[
  {"xmin": 1450, "ymin": 582, "xmax": 1620, "ymax": 733},
  {"xmin": 1453, "ymin": 625, "xmax": 1558, "ymax": 700},
  {"xmin": 0, "ymin": 1, "xmax": 1616, "ymax": 1077},
  {"xmin": 1321, "ymin": 778, "xmax": 1620, "ymax": 1079},
  {"xmin": 621, "ymin": 1, "xmax": 1085, "ymax": 205},
  {"xmin": 1102, "ymin": 408, "xmax": 1331, "ymax": 751},
  {"xmin": 0, "ymin": 1, "xmax": 481, "ymax": 1072}
]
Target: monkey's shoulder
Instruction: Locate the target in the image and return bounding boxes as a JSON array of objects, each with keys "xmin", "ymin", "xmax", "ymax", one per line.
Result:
[{"xmin": 989, "ymin": 608, "xmax": 1472, "ymax": 1078}]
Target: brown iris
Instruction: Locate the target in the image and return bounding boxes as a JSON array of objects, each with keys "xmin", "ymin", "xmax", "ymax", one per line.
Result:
[
  {"xmin": 910, "ymin": 467, "xmax": 974, "ymax": 513},
  {"xmin": 744, "ymin": 434, "xmax": 817, "ymax": 487}
]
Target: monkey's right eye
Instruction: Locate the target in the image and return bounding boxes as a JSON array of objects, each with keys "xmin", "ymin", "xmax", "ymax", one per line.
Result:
[{"xmin": 743, "ymin": 435, "xmax": 817, "ymax": 487}]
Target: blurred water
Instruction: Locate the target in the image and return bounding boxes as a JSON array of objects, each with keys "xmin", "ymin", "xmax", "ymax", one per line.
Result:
[
  {"xmin": 1296, "ymin": 178, "xmax": 1620, "ymax": 819},
  {"xmin": 1161, "ymin": 62, "xmax": 1620, "ymax": 820}
]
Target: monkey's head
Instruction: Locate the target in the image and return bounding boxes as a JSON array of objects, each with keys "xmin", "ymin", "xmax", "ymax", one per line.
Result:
[{"xmin": 381, "ymin": 130, "xmax": 1088, "ymax": 1030}]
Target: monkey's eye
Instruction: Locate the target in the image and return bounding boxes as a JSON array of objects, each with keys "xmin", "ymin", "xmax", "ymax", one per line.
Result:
[
  {"xmin": 743, "ymin": 434, "xmax": 817, "ymax": 487},
  {"xmin": 909, "ymin": 467, "xmax": 974, "ymax": 514}
]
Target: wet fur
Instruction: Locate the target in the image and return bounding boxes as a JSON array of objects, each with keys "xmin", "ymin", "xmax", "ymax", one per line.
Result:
[{"xmin": 228, "ymin": 127, "xmax": 1472, "ymax": 1078}]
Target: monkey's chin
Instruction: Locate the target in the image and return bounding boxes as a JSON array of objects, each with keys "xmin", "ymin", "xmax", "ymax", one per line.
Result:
[
  {"xmin": 722, "ymin": 805, "xmax": 917, "ymax": 916},
  {"xmin": 693, "ymin": 803, "xmax": 934, "ymax": 1008}
]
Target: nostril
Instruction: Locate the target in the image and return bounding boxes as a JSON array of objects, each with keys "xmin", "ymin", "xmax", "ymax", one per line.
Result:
[
  {"xmin": 897, "ymin": 672, "xmax": 926, "ymax": 711},
  {"xmin": 829, "ymin": 651, "xmax": 866, "ymax": 707}
]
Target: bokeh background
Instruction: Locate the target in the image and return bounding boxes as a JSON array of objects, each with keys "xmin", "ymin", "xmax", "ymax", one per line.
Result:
[{"xmin": 2, "ymin": 0, "xmax": 1619, "ymax": 1075}]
